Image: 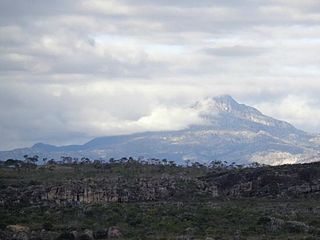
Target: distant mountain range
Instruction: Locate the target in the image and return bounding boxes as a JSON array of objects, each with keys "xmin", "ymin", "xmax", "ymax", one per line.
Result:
[{"xmin": 1, "ymin": 95, "xmax": 320, "ymax": 165}]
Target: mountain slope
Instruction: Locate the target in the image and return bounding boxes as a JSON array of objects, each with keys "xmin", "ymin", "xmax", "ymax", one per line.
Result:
[{"xmin": 1, "ymin": 95, "xmax": 319, "ymax": 165}]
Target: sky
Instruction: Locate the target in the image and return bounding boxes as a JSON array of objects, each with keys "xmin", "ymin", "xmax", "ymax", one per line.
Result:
[{"xmin": 0, "ymin": 0, "xmax": 320, "ymax": 150}]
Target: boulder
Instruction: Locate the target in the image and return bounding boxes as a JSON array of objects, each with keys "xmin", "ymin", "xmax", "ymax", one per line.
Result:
[
  {"xmin": 6, "ymin": 225, "xmax": 30, "ymax": 233},
  {"xmin": 108, "ymin": 226, "xmax": 122, "ymax": 238}
]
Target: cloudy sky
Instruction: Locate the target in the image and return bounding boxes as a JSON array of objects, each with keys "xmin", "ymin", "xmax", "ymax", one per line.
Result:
[{"xmin": 1, "ymin": 0, "xmax": 320, "ymax": 150}]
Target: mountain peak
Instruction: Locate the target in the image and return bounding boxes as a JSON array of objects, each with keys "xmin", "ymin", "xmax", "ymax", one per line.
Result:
[
  {"xmin": 211, "ymin": 95, "xmax": 240, "ymax": 113},
  {"xmin": 212, "ymin": 94, "xmax": 237, "ymax": 104},
  {"xmin": 193, "ymin": 94, "xmax": 243, "ymax": 115},
  {"xmin": 32, "ymin": 143, "xmax": 57, "ymax": 151},
  {"xmin": 192, "ymin": 95, "xmax": 305, "ymax": 137}
]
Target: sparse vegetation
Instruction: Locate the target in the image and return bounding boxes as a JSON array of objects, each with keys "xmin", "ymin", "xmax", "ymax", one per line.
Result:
[{"xmin": 1, "ymin": 158, "xmax": 320, "ymax": 239}]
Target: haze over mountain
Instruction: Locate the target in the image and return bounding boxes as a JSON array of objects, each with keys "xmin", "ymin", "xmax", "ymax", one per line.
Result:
[{"xmin": 1, "ymin": 95, "xmax": 319, "ymax": 165}]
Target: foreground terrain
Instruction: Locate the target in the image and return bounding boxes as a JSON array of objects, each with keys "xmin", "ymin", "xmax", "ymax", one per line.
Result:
[{"xmin": 1, "ymin": 159, "xmax": 320, "ymax": 239}]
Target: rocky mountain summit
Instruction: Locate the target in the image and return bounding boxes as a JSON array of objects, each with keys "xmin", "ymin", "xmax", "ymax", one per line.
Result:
[{"xmin": 1, "ymin": 95, "xmax": 319, "ymax": 165}]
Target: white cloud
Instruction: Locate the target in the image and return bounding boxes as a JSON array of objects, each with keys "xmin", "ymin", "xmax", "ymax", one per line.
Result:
[
  {"xmin": 81, "ymin": 0, "xmax": 136, "ymax": 16},
  {"xmin": 136, "ymin": 106, "xmax": 203, "ymax": 131},
  {"xmin": 254, "ymin": 95, "xmax": 320, "ymax": 133},
  {"xmin": 0, "ymin": 0, "xmax": 320, "ymax": 149}
]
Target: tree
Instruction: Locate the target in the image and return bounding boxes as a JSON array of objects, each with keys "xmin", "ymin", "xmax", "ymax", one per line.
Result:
[
  {"xmin": 5, "ymin": 159, "xmax": 23, "ymax": 169},
  {"xmin": 47, "ymin": 159, "xmax": 56, "ymax": 165},
  {"xmin": 169, "ymin": 161, "xmax": 176, "ymax": 166},
  {"xmin": 93, "ymin": 160, "xmax": 102, "ymax": 169},
  {"xmin": 185, "ymin": 159, "xmax": 191, "ymax": 167},
  {"xmin": 30, "ymin": 155, "xmax": 39, "ymax": 164},
  {"xmin": 80, "ymin": 157, "xmax": 91, "ymax": 164},
  {"xmin": 61, "ymin": 156, "xmax": 72, "ymax": 164},
  {"xmin": 24, "ymin": 155, "xmax": 39, "ymax": 164}
]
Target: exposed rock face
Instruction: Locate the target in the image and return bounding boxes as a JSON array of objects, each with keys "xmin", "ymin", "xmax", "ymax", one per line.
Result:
[
  {"xmin": 201, "ymin": 162, "xmax": 320, "ymax": 199},
  {"xmin": 1, "ymin": 162, "xmax": 320, "ymax": 207},
  {"xmin": 6, "ymin": 225, "xmax": 30, "ymax": 233},
  {"xmin": 0, "ymin": 176, "xmax": 218, "ymax": 206}
]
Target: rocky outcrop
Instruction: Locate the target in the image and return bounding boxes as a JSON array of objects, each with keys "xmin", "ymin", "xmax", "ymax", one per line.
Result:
[
  {"xmin": 202, "ymin": 163, "xmax": 320, "ymax": 198},
  {"xmin": 0, "ymin": 176, "xmax": 218, "ymax": 206},
  {"xmin": 1, "ymin": 162, "xmax": 320, "ymax": 207}
]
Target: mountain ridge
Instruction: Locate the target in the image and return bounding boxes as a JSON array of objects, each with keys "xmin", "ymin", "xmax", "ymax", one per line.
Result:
[{"xmin": 1, "ymin": 95, "xmax": 319, "ymax": 165}]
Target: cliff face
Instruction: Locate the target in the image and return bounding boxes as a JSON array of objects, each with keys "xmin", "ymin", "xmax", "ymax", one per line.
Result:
[
  {"xmin": 202, "ymin": 163, "xmax": 320, "ymax": 198},
  {"xmin": 1, "ymin": 162, "xmax": 320, "ymax": 207},
  {"xmin": 0, "ymin": 176, "xmax": 218, "ymax": 206}
]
